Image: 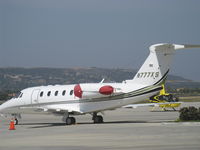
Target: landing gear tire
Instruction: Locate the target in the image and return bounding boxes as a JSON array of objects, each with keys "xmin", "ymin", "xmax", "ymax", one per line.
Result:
[
  {"xmin": 14, "ymin": 118, "xmax": 18, "ymax": 125},
  {"xmin": 66, "ymin": 117, "xmax": 76, "ymax": 125},
  {"xmin": 93, "ymin": 115, "xmax": 103, "ymax": 124},
  {"xmin": 71, "ymin": 117, "xmax": 76, "ymax": 124}
]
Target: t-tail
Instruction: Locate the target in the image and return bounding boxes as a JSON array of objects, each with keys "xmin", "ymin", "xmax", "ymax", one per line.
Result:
[{"xmin": 126, "ymin": 43, "xmax": 200, "ymax": 86}]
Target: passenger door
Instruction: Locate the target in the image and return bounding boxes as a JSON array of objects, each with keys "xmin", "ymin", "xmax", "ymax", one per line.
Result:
[{"xmin": 31, "ymin": 89, "xmax": 40, "ymax": 104}]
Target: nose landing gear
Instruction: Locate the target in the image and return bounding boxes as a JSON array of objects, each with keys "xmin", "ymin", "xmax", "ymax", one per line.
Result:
[
  {"xmin": 14, "ymin": 118, "xmax": 18, "ymax": 125},
  {"xmin": 11, "ymin": 114, "xmax": 21, "ymax": 125}
]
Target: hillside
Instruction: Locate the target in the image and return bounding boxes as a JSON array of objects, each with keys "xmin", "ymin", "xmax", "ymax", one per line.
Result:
[{"xmin": 0, "ymin": 67, "xmax": 200, "ymax": 91}]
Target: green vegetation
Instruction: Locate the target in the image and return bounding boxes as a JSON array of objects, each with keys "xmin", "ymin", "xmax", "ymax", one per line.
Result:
[{"xmin": 179, "ymin": 107, "xmax": 200, "ymax": 121}]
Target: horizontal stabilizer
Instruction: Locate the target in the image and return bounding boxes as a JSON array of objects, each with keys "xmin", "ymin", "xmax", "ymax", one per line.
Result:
[
  {"xmin": 183, "ymin": 44, "xmax": 200, "ymax": 49},
  {"xmin": 150, "ymin": 43, "xmax": 200, "ymax": 51}
]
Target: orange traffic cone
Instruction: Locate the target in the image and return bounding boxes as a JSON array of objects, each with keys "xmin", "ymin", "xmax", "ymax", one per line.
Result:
[{"xmin": 9, "ymin": 119, "xmax": 15, "ymax": 130}]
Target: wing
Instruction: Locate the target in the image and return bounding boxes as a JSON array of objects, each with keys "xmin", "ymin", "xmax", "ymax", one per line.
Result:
[{"xmin": 27, "ymin": 104, "xmax": 84, "ymax": 115}]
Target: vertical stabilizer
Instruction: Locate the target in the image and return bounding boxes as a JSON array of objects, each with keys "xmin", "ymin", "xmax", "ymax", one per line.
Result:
[{"xmin": 125, "ymin": 43, "xmax": 200, "ymax": 86}]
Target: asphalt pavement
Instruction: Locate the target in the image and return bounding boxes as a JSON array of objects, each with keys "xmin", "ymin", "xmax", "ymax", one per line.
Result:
[{"xmin": 0, "ymin": 102, "xmax": 200, "ymax": 150}]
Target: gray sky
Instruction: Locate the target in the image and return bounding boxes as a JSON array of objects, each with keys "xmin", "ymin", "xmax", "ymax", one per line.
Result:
[{"xmin": 1, "ymin": 0, "xmax": 200, "ymax": 81}]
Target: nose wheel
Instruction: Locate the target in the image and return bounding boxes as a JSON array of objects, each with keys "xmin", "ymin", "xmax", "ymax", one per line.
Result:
[
  {"xmin": 10, "ymin": 114, "xmax": 21, "ymax": 125},
  {"xmin": 14, "ymin": 118, "xmax": 18, "ymax": 125}
]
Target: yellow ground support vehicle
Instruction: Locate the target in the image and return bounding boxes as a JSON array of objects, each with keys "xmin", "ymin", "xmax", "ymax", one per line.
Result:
[{"xmin": 149, "ymin": 84, "xmax": 181, "ymax": 111}]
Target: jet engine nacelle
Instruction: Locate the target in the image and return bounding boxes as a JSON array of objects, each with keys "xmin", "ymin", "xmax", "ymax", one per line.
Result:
[{"xmin": 74, "ymin": 84, "xmax": 115, "ymax": 99}]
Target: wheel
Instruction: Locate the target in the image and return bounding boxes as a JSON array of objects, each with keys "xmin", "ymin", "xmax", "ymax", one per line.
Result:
[
  {"xmin": 94, "ymin": 115, "xmax": 103, "ymax": 124},
  {"xmin": 14, "ymin": 118, "xmax": 18, "ymax": 125},
  {"xmin": 71, "ymin": 117, "xmax": 76, "ymax": 124},
  {"xmin": 66, "ymin": 117, "xmax": 72, "ymax": 125},
  {"xmin": 66, "ymin": 117, "xmax": 76, "ymax": 125}
]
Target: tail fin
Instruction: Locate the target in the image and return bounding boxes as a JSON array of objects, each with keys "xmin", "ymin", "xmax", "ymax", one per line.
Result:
[{"xmin": 126, "ymin": 43, "xmax": 200, "ymax": 86}]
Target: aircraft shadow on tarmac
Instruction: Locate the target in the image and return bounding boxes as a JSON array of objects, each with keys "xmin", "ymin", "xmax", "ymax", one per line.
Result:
[
  {"xmin": 19, "ymin": 122, "xmax": 66, "ymax": 128},
  {"xmin": 19, "ymin": 120, "xmax": 149, "ymax": 129}
]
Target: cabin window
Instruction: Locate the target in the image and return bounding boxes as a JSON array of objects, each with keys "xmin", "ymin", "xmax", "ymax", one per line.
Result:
[
  {"xmin": 55, "ymin": 91, "xmax": 58, "ymax": 96},
  {"xmin": 62, "ymin": 90, "xmax": 66, "ymax": 96},
  {"xmin": 47, "ymin": 91, "xmax": 51, "ymax": 96},
  {"xmin": 40, "ymin": 91, "xmax": 44, "ymax": 97},
  {"xmin": 70, "ymin": 90, "xmax": 73, "ymax": 96}
]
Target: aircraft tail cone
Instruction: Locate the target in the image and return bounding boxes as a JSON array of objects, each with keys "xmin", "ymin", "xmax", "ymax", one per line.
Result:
[{"xmin": 9, "ymin": 119, "xmax": 15, "ymax": 130}]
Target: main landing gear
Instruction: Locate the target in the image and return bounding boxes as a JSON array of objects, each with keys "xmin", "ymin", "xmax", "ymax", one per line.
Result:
[
  {"xmin": 92, "ymin": 112, "xmax": 104, "ymax": 124},
  {"xmin": 63, "ymin": 113, "xmax": 76, "ymax": 125},
  {"xmin": 65, "ymin": 117, "xmax": 76, "ymax": 125},
  {"xmin": 63, "ymin": 112, "xmax": 104, "ymax": 125}
]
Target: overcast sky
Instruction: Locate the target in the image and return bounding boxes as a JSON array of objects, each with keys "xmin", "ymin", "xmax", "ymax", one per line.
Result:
[{"xmin": 1, "ymin": 0, "xmax": 200, "ymax": 81}]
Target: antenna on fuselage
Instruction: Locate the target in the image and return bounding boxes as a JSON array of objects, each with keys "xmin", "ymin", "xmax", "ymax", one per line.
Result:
[{"xmin": 100, "ymin": 78, "xmax": 105, "ymax": 83}]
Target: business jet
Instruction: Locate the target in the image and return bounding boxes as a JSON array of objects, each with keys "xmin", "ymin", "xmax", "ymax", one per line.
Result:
[{"xmin": 0, "ymin": 43, "xmax": 199, "ymax": 125}]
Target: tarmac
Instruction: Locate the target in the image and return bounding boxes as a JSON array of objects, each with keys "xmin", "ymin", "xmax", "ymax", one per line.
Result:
[{"xmin": 0, "ymin": 102, "xmax": 200, "ymax": 150}]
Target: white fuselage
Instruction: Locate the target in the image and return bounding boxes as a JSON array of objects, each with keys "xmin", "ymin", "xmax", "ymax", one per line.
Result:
[{"xmin": 0, "ymin": 83, "xmax": 160, "ymax": 115}]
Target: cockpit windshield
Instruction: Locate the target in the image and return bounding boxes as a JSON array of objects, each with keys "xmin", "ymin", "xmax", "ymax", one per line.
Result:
[{"xmin": 13, "ymin": 92, "xmax": 23, "ymax": 98}]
